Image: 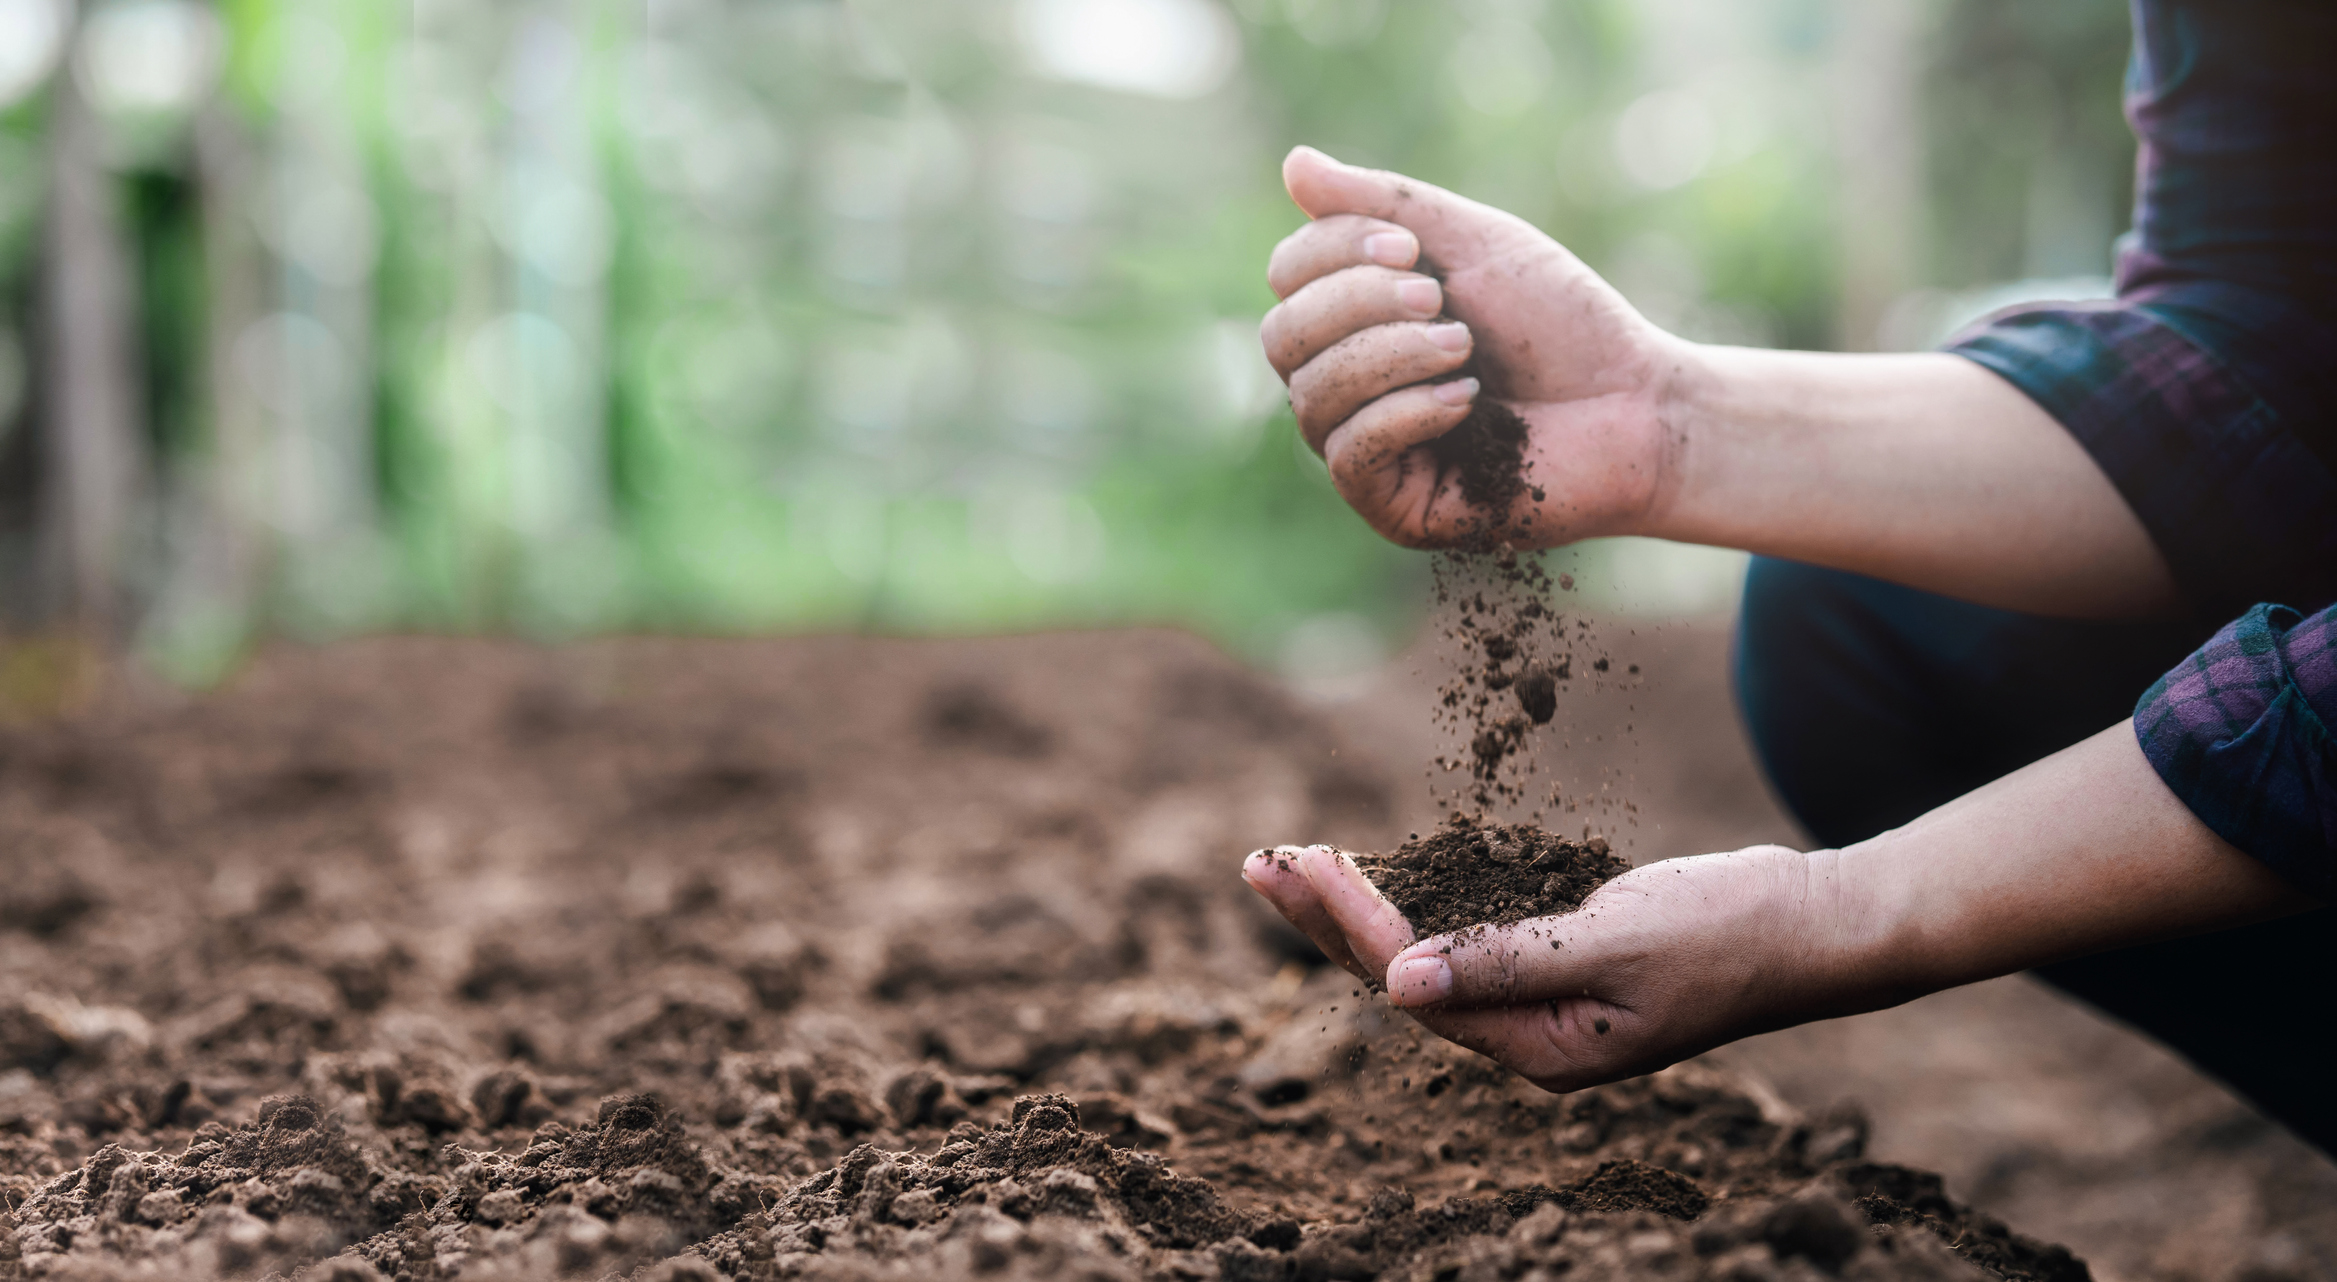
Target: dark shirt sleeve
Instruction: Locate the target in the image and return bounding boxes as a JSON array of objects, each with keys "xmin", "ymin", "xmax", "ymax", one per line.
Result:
[
  {"xmin": 1947, "ymin": 298, "xmax": 2337, "ymax": 622},
  {"xmin": 2134, "ymin": 602, "xmax": 2337, "ymax": 899},
  {"xmin": 1939, "ymin": 1, "xmax": 2337, "ymax": 623}
]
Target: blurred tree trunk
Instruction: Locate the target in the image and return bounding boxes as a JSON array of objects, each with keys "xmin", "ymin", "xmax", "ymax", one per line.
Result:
[
  {"xmin": 37, "ymin": 61, "xmax": 149, "ymax": 638},
  {"xmin": 1832, "ymin": 0, "xmax": 1933, "ymax": 351},
  {"xmin": 188, "ymin": 104, "xmax": 268, "ymax": 649}
]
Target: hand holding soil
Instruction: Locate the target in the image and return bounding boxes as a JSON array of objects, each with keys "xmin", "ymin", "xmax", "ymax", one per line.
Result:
[
  {"xmin": 1264, "ymin": 148, "xmax": 2186, "ymax": 616},
  {"xmin": 1244, "ymin": 837, "xmax": 1886, "ymax": 1096},
  {"xmin": 1262, "ymin": 146, "xmax": 1680, "ymax": 549}
]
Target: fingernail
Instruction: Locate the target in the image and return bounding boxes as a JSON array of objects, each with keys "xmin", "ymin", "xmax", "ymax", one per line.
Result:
[
  {"xmin": 1394, "ymin": 277, "xmax": 1441, "ymax": 314},
  {"xmin": 1426, "ymin": 321, "xmax": 1470, "ymax": 351},
  {"xmin": 1363, "ymin": 232, "xmax": 1416, "ymax": 267},
  {"xmin": 1433, "ymin": 377, "xmax": 1479, "ymax": 406},
  {"xmin": 1390, "ymin": 956, "xmax": 1452, "ymax": 1005}
]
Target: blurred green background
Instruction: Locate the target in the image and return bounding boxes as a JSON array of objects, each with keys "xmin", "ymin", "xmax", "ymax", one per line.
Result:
[{"xmin": 0, "ymin": 0, "xmax": 2132, "ymax": 687}]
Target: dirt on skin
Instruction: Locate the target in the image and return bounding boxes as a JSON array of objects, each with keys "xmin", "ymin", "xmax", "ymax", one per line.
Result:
[
  {"xmin": 0, "ymin": 632, "xmax": 2083, "ymax": 1280},
  {"xmin": 1350, "ymin": 814, "xmax": 1631, "ymax": 940}
]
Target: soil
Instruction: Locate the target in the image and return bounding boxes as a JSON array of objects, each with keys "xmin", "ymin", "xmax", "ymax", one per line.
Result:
[
  {"xmin": 1428, "ymin": 549, "xmax": 1631, "ymax": 816},
  {"xmin": 1423, "ymin": 399, "xmax": 1532, "ymax": 527},
  {"xmin": 1410, "ymin": 255, "xmax": 1540, "ymax": 547},
  {"xmin": 0, "ymin": 632, "xmax": 2086, "ymax": 1280},
  {"xmin": 1350, "ymin": 814, "xmax": 1631, "ymax": 940}
]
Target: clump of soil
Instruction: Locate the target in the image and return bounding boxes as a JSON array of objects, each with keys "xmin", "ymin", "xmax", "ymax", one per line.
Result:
[
  {"xmin": 1843, "ymin": 1163, "xmax": 2092, "ymax": 1282},
  {"xmin": 1426, "ymin": 397, "xmax": 1533, "ymax": 523},
  {"xmin": 1556, "ymin": 1158, "xmax": 1712, "ymax": 1218},
  {"xmin": 1351, "ymin": 813, "xmax": 1630, "ymax": 939},
  {"xmin": 1410, "ymin": 257, "xmax": 1541, "ymax": 545},
  {"xmin": 0, "ymin": 633, "xmax": 2081, "ymax": 1280},
  {"xmin": 696, "ymin": 1097, "xmax": 2013, "ymax": 1282}
]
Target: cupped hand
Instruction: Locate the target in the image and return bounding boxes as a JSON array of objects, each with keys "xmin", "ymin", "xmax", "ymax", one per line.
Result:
[
  {"xmin": 1260, "ymin": 146, "xmax": 1686, "ymax": 549},
  {"xmin": 1241, "ymin": 841, "xmax": 1896, "ymax": 1094}
]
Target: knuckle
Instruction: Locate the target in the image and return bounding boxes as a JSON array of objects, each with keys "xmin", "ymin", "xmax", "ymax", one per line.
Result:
[
  {"xmin": 1257, "ymin": 317, "xmax": 1297, "ymax": 373},
  {"xmin": 1287, "ymin": 385, "xmax": 1322, "ymax": 431}
]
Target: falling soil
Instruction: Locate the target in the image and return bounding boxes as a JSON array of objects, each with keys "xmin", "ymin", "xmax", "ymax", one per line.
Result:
[
  {"xmin": 1350, "ymin": 814, "xmax": 1631, "ymax": 940},
  {"xmin": 0, "ymin": 633, "xmax": 2082, "ymax": 1280},
  {"xmin": 1428, "ymin": 547, "xmax": 1631, "ymax": 816}
]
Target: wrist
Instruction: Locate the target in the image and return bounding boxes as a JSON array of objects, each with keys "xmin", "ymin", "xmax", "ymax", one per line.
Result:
[
  {"xmin": 1629, "ymin": 331, "xmax": 1722, "ymax": 542},
  {"xmin": 1797, "ymin": 841, "xmax": 1940, "ymax": 1018}
]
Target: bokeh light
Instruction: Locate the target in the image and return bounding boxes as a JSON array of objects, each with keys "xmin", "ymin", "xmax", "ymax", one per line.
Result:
[
  {"xmin": 1016, "ymin": 0, "xmax": 1241, "ymax": 98},
  {"xmin": 0, "ymin": 0, "xmax": 68, "ymax": 110}
]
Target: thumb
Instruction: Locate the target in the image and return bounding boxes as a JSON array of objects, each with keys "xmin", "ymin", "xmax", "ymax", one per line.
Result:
[
  {"xmin": 1282, "ymin": 146, "xmax": 1494, "ymax": 264},
  {"xmin": 1385, "ymin": 904, "xmax": 1635, "ymax": 1011}
]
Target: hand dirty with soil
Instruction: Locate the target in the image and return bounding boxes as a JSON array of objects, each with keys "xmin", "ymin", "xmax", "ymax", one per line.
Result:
[{"xmin": 0, "ymin": 634, "xmax": 2085, "ymax": 1280}]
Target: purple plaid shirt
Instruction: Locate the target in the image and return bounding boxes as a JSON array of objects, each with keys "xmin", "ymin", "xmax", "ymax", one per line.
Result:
[
  {"xmin": 2137, "ymin": 605, "xmax": 2337, "ymax": 898},
  {"xmin": 1946, "ymin": 1, "xmax": 2337, "ymax": 887}
]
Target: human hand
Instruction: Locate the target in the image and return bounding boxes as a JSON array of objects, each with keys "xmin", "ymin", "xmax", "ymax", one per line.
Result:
[
  {"xmin": 1240, "ymin": 841, "xmax": 1892, "ymax": 1093},
  {"xmin": 1260, "ymin": 146, "xmax": 1686, "ymax": 549}
]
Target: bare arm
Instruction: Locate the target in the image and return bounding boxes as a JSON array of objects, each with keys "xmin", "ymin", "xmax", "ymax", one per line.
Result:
[
  {"xmin": 1266, "ymin": 147, "xmax": 2182, "ymax": 618},
  {"xmin": 1854, "ymin": 722, "xmax": 2296, "ymax": 988},
  {"xmin": 1646, "ymin": 348, "xmax": 2180, "ymax": 617},
  {"xmin": 1243, "ymin": 724, "xmax": 2310, "ymax": 1093}
]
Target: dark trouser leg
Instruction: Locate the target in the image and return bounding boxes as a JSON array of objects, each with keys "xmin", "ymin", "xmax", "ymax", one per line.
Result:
[{"xmin": 1733, "ymin": 556, "xmax": 2335, "ymax": 1156}]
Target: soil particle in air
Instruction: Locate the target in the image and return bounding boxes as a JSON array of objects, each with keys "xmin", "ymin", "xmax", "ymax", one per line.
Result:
[
  {"xmin": 1351, "ymin": 813, "xmax": 1630, "ymax": 939},
  {"xmin": 1431, "ymin": 547, "xmax": 1620, "ymax": 812},
  {"xmin": 1513, "ymin": 663, "xmax": 1559, "ymax": 725}
]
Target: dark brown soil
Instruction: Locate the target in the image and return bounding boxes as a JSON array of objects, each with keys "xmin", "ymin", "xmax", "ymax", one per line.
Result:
[
  {"xmin": 1424, "ymin": 398, "xmax": 1532, "ymax": 526},
  {"xmin": 1351, "ymin": 814, "xmax": 1630, "ymax": 940},
  {"xmin": 1409, "ymin": 256, "xmax": 1538, "ymax": 544},
  {"xmin": 1842, "ymin": 1163, "xmax": 2090, "ymax": 1282},
  {"xmin": 1551, "ymin": 1158, "xmax": 1712, "ymax": 1219},
  {"xmin": 0, "ymin": 632, "xmax": 2081, "ymax": 1280}
]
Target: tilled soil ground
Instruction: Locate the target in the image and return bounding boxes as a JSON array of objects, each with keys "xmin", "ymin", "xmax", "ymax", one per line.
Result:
[{"xmin": 0, "ymin": 632, "xmax": 2087, "ymax": 1280}]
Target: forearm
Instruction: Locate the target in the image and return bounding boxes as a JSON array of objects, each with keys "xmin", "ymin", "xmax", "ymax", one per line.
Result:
[
  {"xmin": 1844, "ymin": 723, "xmax": 2311, "ymax": 995},
  {"xmin": 1646, "ymin": 345, "xmax": 2181, "ymax": 618}
]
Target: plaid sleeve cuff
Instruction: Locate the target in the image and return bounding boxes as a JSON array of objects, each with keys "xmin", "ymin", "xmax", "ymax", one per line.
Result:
[
  {"xmin": 1945, "ymin": 301, "xmax": 2337, "ymax": 622},
  {"xmin": 2135, "ymin": 603, "xmax": 2337, "ymax": 898}
]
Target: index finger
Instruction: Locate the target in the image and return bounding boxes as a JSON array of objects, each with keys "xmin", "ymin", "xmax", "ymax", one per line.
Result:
[
  {"xmin": 1267, "ymin": 214, "xmax": 1420, "ymax": 300},
  {"xmin": 1294, "ymin": 845, "xmax": 1418, "ymax": 978},
  {"xmin": 1241, "ymin": 846, "xmax": 1372, "ymax": 983}
]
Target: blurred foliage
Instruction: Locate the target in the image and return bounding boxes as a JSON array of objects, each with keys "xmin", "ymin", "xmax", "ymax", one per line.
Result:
[
  {"xmin": 0, "ymin": 0, "xmax": 2135, "ymax": 681},
  {"xmin": 1923, "ymin": 0, "xmax": 2134, "ymax": 283}
]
